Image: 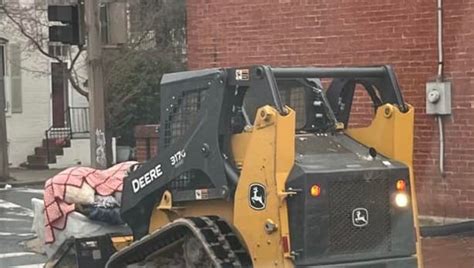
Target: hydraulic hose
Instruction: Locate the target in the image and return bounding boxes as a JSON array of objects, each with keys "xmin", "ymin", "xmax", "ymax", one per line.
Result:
[{"xmin": 224, "ymin": 160, "xmax": 239, "ymax": 185}]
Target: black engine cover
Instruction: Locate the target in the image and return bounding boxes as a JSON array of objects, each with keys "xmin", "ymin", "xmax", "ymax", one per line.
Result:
[{"xmin": 286, "ymin": 134, "xmax": 416, "ymax": 266}]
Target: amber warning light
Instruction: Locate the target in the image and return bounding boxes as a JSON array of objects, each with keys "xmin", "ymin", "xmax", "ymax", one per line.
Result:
[
  {"xmin": 310, "ymin": 184, "xmax": 321, "ymax": 197},
  {"xmin": 396, "ymin": 180, "xmax": 406, "ymax": 191}
]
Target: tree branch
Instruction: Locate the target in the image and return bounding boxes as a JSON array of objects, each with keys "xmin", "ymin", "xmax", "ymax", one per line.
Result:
[
  {"xmin": 67, "ymin": 71, "xmax": 89, "ymax": 100},
  {"xmin": 2, "ymin": 4, "xmax": 89, "ymax": 100},
  {"xmin": 68, "ymin": 48, "xmax": 84, "ymax": 72},
  {"xmin": 0, "ymin": 5, "xmax": 62, "ymax": 62}
]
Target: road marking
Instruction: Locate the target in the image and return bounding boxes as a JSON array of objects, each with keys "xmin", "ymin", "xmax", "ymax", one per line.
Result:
[
  {"xmin": 0, "ymin": 199, "xmax": 22, "ymax": 209},
  {"xmin": 0, "ymin": 232, "xmax": 34, "ymax": 237},
  {"xmin": 15, "ymin": 189, "xmax": 44, "ymax": 194},
  {"xmin": 0, "ymin": 252, "xmax": 35, "ymax": 258},
  {"xmin": 3, "ymin": 210, "xmax": 34, "ymax": 217},
  {"xmin": 10, "ymin": 265, "xmax": 44, "ymax": 268},
  {"xmin": 0, "ymin": 198, "xmax": 34, "ymax": 217},
  {"xmin": 0, "ymin": 217, "xmax": 29, "ymax": 222}
]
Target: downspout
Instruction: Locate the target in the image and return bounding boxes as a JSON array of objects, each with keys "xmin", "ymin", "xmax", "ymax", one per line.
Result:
[
  {"xmin": 437, "ymin": 117, "xmax": 444, "ymax": 175},
  {"xmin": 437, "ymin": 0, "xmax": 444, "ymax": 80},
  {"xmin": 436, "ymin": 0, "xmax": 445, "ymax": 175}
]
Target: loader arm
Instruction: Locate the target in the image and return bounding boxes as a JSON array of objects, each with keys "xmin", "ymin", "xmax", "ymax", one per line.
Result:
[{"xmin": 120, "ymin": 69, "xmax": 232, "ymax": 238}]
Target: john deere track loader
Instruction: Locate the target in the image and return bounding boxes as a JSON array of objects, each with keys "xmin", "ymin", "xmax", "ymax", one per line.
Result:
[{"xmin": 52, "ymin": 65, "xmax": 421, "ymax": 267}]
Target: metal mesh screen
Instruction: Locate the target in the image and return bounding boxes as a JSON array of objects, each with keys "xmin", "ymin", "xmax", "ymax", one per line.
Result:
[
  {"xmin": 163, "ymin": 88, "xmax": 208, "ymax": 190},
  {"xmin": 164, "ymin": 88, "xmax": 207, "ymax": 148},
  {"xmin": 328, "ymin": 178, "xmax": 391, "ymax": 255},
  {"xmin": 169, "ymin": 170, "xmax": 213, "ymax": 190},
  {"xmin": 170, "ymin": 171, "xmax": 193, "ymax": 189},
  {"xmin": 279, "ymin": 86, "xmax": 306, "ymax": 129}
]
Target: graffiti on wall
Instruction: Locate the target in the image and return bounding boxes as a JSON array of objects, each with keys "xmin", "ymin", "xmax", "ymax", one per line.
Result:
[{"xmin": 95, "ymin": 128, "xmax": 106, "ymax": 168}]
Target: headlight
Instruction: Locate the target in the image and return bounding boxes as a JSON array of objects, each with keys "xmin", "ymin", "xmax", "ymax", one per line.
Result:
[{"xmin": 394, "ymin": 192, "xmax": 409, "ymax": 208}]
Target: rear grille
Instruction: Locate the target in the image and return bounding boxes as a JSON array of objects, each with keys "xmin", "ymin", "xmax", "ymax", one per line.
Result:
[{"xmin": 328, "ymin": 178, "xmax": 391, "ymax": 255}]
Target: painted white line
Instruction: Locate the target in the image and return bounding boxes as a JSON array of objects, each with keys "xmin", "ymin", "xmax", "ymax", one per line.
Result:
[
  {"xmin": 11, "ymin": 265, "xmax": 44, "ymax": 268},
  {"xmin": 0, "ymin": 198, "xmax": 34, "ymax": 217},
  {"xmin": 10, "ymin": 264, "xmax": 44, "ymax": 268},
  {"xmin": 0, "ymin": 232, "xmax": 34, "ymax": 237},
  {"xmin": 0, "ymin": 199, "xmax": 22, "ymax": 209},
  {"xmin": 0, "ymin": 252, "xmax": 35, "ymax": 258},
  {"xmin": 0, "ymin": 217, "xmax": 29, "ymax": 222},
  {"xmin": 15, "ymin": 189, "xmax": 44, "ymax": 194},
  {"xmin": 3, "ymin": 210, "xmax": 34, "ymax": 217}
]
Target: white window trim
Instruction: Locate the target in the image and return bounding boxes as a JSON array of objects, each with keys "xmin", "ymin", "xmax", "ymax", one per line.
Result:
[
  {"xmin": 4, "ymin": 75, "xmax": 11, "ymax": 117},
  {"xmin": 0, "ymin": 42, "xmax": 10, "ymax": 117}
]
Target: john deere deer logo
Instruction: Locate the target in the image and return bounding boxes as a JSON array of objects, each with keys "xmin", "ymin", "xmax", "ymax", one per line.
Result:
[
  {"xmin": 352, "ymin": 208, "xmax": 369, "ymax": 227},
  {"xmin": 249, "ymin": 183, "xmax": 266, "ymax": 210}
]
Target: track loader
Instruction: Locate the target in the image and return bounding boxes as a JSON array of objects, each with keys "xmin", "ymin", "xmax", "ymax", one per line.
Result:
[{"xmin": 51, "ymin": 65, "xmax": 421, "ymax": 267}]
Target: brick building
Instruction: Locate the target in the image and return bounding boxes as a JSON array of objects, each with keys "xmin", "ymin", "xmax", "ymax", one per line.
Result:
[{"xmin": 186, "ymin": 0, "xmax": 474, "ymax": 218}]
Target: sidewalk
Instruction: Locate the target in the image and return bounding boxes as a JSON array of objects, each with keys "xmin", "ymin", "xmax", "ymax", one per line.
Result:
[
  {"xmin": 422, "ymin": 235, "xmax": 474, "ymax": 267},
  {"xmin": 0, "ymin": 168, "xmax": 62, "ymax": 187}
]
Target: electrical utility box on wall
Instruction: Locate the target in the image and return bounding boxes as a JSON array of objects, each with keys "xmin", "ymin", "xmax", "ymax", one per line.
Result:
[{"xmin": 426, "ymin": 81, "xmax": 452, "ymax": 115}]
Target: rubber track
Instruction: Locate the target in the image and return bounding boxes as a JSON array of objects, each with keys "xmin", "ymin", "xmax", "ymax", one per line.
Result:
[{"xmin": 106, "ymin": 216, "xmax": 252, "ymax": 268}]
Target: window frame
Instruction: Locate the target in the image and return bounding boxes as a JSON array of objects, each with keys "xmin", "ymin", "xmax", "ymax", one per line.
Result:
[{"xmin": 0, "ymin": 38, "xmax": 9, "ymax": 115}]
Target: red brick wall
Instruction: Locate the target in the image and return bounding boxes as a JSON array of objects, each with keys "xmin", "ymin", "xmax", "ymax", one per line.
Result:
[
  {"xmin": 134, "ymin": 125, "xmax": 159, "ymax": 162},
  {"xmin": 187, "ymin": 0, "xmax": 474, "ymax": 218}
]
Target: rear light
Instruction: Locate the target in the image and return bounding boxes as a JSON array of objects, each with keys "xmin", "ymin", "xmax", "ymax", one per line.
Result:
[
  {"xmin": 396, "ymin": 180, "xmax": 406, "ymax": 191},
  {"xmin": 394, "ymin": 180, "xmax": 409, "ymax": 208},
  {"xmin": 394, "ymin": 192, "xmax": 409, "ymax": 208},
  {"xmin": 310, "ymin": 184, "xmax": 321, "ymax": 197}
]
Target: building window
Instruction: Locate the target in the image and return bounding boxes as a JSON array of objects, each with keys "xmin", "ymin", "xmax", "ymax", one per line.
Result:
[
  {"xmin": 0, "ymin": 39, "xmax": 21, "ymax": 115},
  {"xmin": 100, "ymin": 3, "xmax": 109, "ymax": 44},
  {"xmin": 48, "ymin": 43, "xmax": 70, "ymax": 58},
  {"xmin": 9, "ymin": 43, "xmax": 22, "ymax": 113}
]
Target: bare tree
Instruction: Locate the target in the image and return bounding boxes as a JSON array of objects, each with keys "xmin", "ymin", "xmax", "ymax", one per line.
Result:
[
  {"xmin": 1, "ymin": 0, "xmax": 187, "ymax": 145},
  {"xmin": 0, "ymin": 0, "xmax": 187, "ymax": 102},
  {"xmin": 0, "ymin": 1, "xmax": 89, "ymax": 99}
]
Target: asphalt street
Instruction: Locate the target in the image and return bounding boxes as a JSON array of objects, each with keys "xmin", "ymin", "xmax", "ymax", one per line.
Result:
[
  {"xmin": 0, "ymin": 186, "xmax": 46, "ymax": 268},
  {"xmin": 0, "ymin": 186, "xmax": 473, "ymax": 268}
]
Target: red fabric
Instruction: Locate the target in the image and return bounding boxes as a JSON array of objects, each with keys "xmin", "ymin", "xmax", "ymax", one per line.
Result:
[{"xmin": 43, "ymin": 161, "xmax": 137, "ymax": 244}]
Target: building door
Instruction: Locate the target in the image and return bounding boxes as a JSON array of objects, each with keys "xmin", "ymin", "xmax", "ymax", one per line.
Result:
[{"xmin": 51, "ymin": 62, "xmax": 68, "ymax": 127}]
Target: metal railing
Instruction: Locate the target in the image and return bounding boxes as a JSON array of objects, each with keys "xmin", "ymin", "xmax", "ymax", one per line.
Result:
[
  {"xmin": 44, "ymin": 126, "xmax": 71, "ymax": 163},
  {"xmin": 67, "ymin": 107, "xmax": 90, "ymax": 137},
  {"xmin": 44, "ymin": 107, "xmax": 90, "ymax": 163}
]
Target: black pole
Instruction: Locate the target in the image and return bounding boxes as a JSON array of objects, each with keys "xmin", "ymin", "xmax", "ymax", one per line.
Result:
[{"xmin": 271, "ymin": 66, "xmax": 387, "ymax": 78}]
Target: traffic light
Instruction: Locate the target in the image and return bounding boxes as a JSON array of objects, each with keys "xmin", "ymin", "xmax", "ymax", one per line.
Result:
[{"xmin": 48, "ymin": 5, "xmax": 84, "ymax": 46}]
